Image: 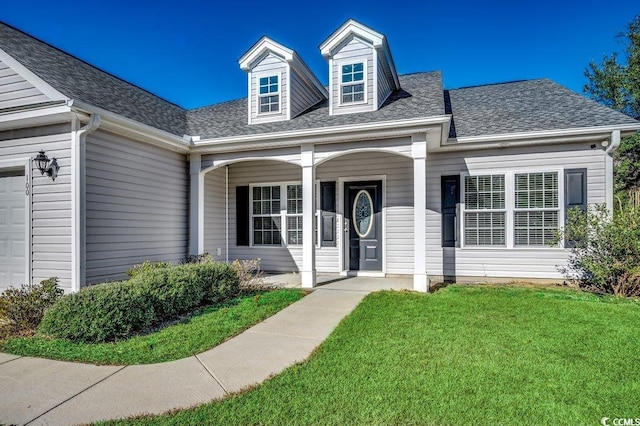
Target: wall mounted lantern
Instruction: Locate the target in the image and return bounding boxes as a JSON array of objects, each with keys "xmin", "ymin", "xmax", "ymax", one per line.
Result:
[{"xmin": 34, "ymin": 150, "xmax": 59, "ymax": 181}]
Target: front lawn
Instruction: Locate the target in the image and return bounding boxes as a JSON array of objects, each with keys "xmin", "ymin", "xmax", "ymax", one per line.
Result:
[
  {"xmin": 1, "ymin": 289, "xmax": 304, "ymax": 365},
  {"xmin": 103, "ymin": 285, "xmax": 640, "ymax": 425}
]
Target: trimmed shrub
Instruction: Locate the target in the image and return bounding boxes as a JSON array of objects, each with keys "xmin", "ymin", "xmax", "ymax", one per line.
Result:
[
  {"xmin": 126, "ymin": 260, "xmax": 172, "ymax": 278},
  {"xmin": 38, "ymin": 262, "xmax": 240, "ymax": 343},
  {"xmin": 39, "ymin": 280, "xmax": 155, "ymax": 343},
  {"xmin": 130, "ymin": 265, "xmax": 205, "ymax": 318},
  {"xmin": 0, "ymin": 277, "xmax": 63, "ymax": 337}
]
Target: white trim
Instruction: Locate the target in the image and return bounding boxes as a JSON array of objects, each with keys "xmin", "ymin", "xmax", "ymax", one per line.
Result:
[
  {"xmin": 320, "ymin": 19, "xmax": 384, "ymax": 58},
  {"xmin": 338, "ymin": 174, "xmax": 386, "ymax": 275},
  {"xmin": 0, "ymin": 102, "xmax": 71, "ymax": 131},
  {"xmin": 286, "ymin": 63, "xmax": 291, "ymax": 121},
  {"xmin": 68, "ymin": 100, "xmax": 190, "ymax": 153},
  {"xmin": 239, "ymin": 36, "xmax": 294, "ymax": 71},
  {"xmin": 254, "ymin": 70, "xmax": 284, "ymax": 117},
  {"xmin": 372, "ymin": 49, "xmax": 378, "ymax": 109},
  {"xmin": 0, "ymin": 157, "xmax": 32, "ymax": 287},
  {"xmin": 336, "ymin": 59, "xmax": 368, "ymax": 107},
  {"xmin": 0, "ymin": 47, "xmax": 68, "ymax": 101},
  {"xmin": 248, "ymin": 181, "xmax": 303, "ymax": 248},
  {"xmin": 193, "ymin": 116, "xmax": 451, "ymax": 149},
  {"xmin": 459, "ymin": 168, "xmax": 565, "ymax": 251},
  {"xmin": 453, "ymin": 123, "xmax": 640, "ymax": 144},
  {"xmin": 247, "ymin": 73, "xmax": 252, "ymax": 125}
]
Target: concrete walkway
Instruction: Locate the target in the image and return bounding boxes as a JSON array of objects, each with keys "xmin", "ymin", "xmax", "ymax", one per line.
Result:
[{"xmin": 0, "ymin": 277, "xmax": 411, "ymax": 425}]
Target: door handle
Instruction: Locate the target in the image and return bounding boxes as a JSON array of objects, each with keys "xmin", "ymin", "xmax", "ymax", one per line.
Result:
[{"xmin": 344, "ymin": 219, "xmax": 349, "ymax": 233}]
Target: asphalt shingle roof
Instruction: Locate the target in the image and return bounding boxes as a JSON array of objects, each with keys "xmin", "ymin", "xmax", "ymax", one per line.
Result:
[
  {"xmin": 0, "ymin": 22, "xmax": 186, "ymax": 136},
  {"xmin": 447, "ymin": 79, "xmax": 638, "ymax": 138},
  {"xmin": 186, "ymin": 72, "xmax": 445, "ymax": 138},
  {"xmin": 1, "ymin": 21, "xmax": 637, "ymax": 141}
]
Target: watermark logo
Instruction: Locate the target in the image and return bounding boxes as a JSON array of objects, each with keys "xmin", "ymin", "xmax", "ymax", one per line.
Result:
[{"xmin": 601, "ymin": 418, "xmax": 640, "ymax": 426}]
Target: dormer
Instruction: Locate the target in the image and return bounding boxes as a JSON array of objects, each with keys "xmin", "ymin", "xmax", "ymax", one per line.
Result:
[
  {"xmin": 320, "ymin": 19, "xmax": 400, "ymax": 116},
  {"xmin": 239, "ymin": 37, "xmax": 327, "ymax": 125}
]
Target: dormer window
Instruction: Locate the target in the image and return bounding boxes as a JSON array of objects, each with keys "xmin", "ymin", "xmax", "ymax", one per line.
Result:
[
  {"xmin": 259, "ymin": 75, "xmax": 279, "ymax": 113},
  {"xmin": 341, "ymin": 62, "xmax": 365, "ymax": 104}
]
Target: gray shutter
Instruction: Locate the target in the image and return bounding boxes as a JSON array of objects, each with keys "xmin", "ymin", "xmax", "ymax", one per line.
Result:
[
  {"xmin": 236, "ymin": 186, "xmax": 249, "ymax": 246},
  {"xmin": 320, "ymin": 182, "xmax": 336, "ymax": 247},
  {"xmin": 441, "ymin": 175, "xmax": 459, "ymax": 247},
  {"xmin": 564, "ymin": 169, "xmax": 587, "ymax": 248}
]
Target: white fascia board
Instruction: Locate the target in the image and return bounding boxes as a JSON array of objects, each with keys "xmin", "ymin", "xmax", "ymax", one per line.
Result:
[
  {"xmin": 69, "ymin": 100, "xmax": 190, "ymax": 153},
  {"xmin": 0, "ymin": 47, "xmax": 69, "ymax": 102},
  {"xmin": 0, "ymin": 101, "xmax": 72, "ymax": 130},
  {"xmin": 452, "ymin": 123, "xmax": 640, "ymax": 144},
  {"xmin": 436, "ymin": 124, "xmax": 640, "ymax": 153},
  {"xmin": 238, "ymin": 37, "xmax": 294, "ymax": 71},
  {"xmin": 192, "ymin": 116, "xmax": 451, "ymax": 153},
  {"xmin": 320, "ymin": 19, "xmax": 384, "ymax": 58}
]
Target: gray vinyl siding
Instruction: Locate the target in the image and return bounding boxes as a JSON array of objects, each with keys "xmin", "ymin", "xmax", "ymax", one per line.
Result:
[
  {"xmin": 0, "ymin": 126, "xmax": 73, "ymax": 291},
  {"xmin": 0, "ymin": 59, "xmax": 50, "ymax": 109},
  {"xmin": 289, "ymin": 68, "xmax": 323, "ymax": 119},
  {"xmin": 250, "ymin": 53, "xmax": 288, "ymax": 124},
  {"xmin": 377, "ymin": 57, "xmax": 393, "ymax": 108},
  {"xmin": 316, "ymin": 151, "xmax": 413, "ymax": 274},
  {"xmin": 203, "ymin": 167, "xmax": 227, "ymax": 262},
  {"xmin": 425, "ymin": 143, "xmax": 606, "ymax": 280},
  {"xmin": 227, "ymin": 160, "xmax": 302, "ymax": 272},
  {"xmin": 84, "ymin": 130, "xmax": 188, "ymax": 284},
  {"xmin": 332, "ymin": 36, "xmax": 375, "ymax": 114}
]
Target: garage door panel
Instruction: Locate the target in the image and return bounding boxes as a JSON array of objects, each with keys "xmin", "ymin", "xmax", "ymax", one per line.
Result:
[{"xmin": 0, "ymin": 173, "xmax": 26, "ymax": 291}]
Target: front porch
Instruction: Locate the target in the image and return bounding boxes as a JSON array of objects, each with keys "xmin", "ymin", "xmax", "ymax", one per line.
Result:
[
  {"xmin": 263, "ymin": 272, "xmax": 414, "ymax": 292},
  {"xmin": 189, "ymin": 134, "xmax": 433, "ymax": 292}
]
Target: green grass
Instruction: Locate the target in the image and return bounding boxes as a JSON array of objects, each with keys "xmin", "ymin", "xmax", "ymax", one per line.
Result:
[
  {"xmin": 101, "ymin": 285, "xmax": 640, "ymax": 425},
  {"xmin": 1, "ymin": 289, "xmax": 304, "ymax": 365}
]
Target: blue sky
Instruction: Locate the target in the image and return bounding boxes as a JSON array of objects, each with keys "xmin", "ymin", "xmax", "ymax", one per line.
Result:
[{"xmin": 1, "ymin": 0, "xmax": 638, "ymax": 109}]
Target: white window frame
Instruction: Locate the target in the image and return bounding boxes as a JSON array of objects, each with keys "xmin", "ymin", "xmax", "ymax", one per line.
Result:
[
  {"xmin": 513, "ymin": 171, "xmax": 560, "ymax": 247},
  {"xmin": 337, "ymin": 59, "xmax": 367, "ymax": 106},
  {"xmin": 460, "ymin": 173, "xmax": 507, "ymax": 248},
  {"xmin": 249, "ymin": 181, "xmax": 303, "ymax": 247},
  {"xmin": 460, "ymin": 168, "xmax": 565, "ymax": 250},
  {"xmin": 256, "ymin": 71, "xmax": 281, "ymax": 116}
]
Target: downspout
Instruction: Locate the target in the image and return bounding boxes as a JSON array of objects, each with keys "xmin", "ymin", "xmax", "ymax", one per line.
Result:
[
  {"xmin": 71, "ymin": 114, "xmax": 100, "ymax": 292},
  {"xmin": 605, "ymin": 130, "xmax": 621, "ymax": 213},
  {"xmin": 225, "ymin": 165, "xmax": 229, "ymax": 263}
]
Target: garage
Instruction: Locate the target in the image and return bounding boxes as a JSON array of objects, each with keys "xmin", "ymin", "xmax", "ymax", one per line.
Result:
[{"xmin": 0, "ymin": 169, "xmax": 26, "ymax": 291}]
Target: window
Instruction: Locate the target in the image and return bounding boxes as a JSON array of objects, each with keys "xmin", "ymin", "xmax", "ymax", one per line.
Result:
[
  {"xmin": 340, "ymin": 62, "xmax": 365, "ymax": 104},
  {"xmin": 251, "ymin": 183, "xmax": 303, "ymax": 246},
  {"xmin": 463, "ymin": 175, "xmax": 506, "ymax": 246},
  {"xmin": 286, "ymin": 184, "xmax": 303, "ymax": 245},
  {"xmin": 514, "ymin": 172, "xmax": 559, "ymax": 246},
  {"xmin": 258, "ymin": 75, "xmax": 279, "ymax": 113},
  {"xmin": 252, "ymin": 186, "xmax": 281, "ymax": 245}
]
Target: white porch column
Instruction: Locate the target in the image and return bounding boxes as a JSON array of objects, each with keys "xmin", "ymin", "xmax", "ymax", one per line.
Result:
[
  {"xmin": 301, "ymin": 144, "xmax": 316, "ymax": 288},
  {"xmin": 412, "ymin": 135, "xmax": 428, "ymax": 292},
  {"xmin": 189, "ymin": 154, "xmax": 205, "ymax": 255}
]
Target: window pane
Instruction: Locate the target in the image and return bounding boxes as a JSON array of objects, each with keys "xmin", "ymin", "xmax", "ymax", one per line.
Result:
[
  {"xmin": 269, "ymin": 76, "xmax": 278, "ymax": 84},
  {"xmin": 259, "ymin": 77, "xmax": 268, "ymax": 86},
  {"xmin": 464, "ymin": 212, "xmax": 505, "ymax": 246},
  {"xmin": 354, "ymin": 72, "xmax": 363, "ymax": 81},
  {"xmin": 353, "ymin": 63, "xmax": 363, "ymax": 72},
  {"xmin": 342, "ymin": 64, "xmax": 352, "ymax": 73}
]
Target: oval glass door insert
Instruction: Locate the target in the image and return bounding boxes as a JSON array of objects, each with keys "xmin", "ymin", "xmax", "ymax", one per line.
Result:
[{"xmin": 353, "ymin": 190, "xmax": 374, "ymax": 238}]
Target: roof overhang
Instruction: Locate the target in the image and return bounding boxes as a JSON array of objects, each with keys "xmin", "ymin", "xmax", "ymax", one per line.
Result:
[
  {"xmin": 69, "ymin": 100, "xmax": 190, "ymax": 153},
  {"xmin": 191, "ymin": 115, "xmax": 452, "ymax": 154},
  {"xmin": 238, "ymin": 36, "xmax": 327, "ymax": 99},
  {"xmin": 0, "ymin": 101, "xmax": 72, "ymax": 131},
  {"xmin": 319, "ymin": 19, "xmax": 399, "ymax": 89},
  {"xmin": 435, "ymin": 124, "xmax": 640, "ymax": 152}
]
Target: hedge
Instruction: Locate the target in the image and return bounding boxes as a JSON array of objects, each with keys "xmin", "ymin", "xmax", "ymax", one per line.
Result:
[{"xmin": 38, "ymin": 262, "xmax": 240, "ymax": 343}]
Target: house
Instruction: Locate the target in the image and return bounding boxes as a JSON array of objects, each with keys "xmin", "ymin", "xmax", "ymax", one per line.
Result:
[{"xmin": 0, "ymin": 19, "xmax": 638, "ymax": 294}]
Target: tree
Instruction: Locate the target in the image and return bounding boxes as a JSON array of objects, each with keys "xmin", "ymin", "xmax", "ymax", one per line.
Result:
[{"xmin": 584, "ymin": 14, "xmax": 640, "ymax": 192}]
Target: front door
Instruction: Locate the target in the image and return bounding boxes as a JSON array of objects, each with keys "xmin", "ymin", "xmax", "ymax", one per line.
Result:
[{"xmin": 344, "ymin": 181, "xmax": 382, "ymax": 271}]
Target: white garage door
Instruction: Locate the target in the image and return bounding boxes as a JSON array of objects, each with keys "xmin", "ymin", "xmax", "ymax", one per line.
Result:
[{"xmin": 0, "ymin": 170, "xmax": 26, "ymax": 291}]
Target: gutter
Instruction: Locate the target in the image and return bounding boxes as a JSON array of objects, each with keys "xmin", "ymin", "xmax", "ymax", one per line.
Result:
[
  {"xmin": 68, "ymin": 99, "xmax": 190, "ymax": 153},
  {"xmin": 71, "ymin": 114, "xmax": 100, "ymax": 292},
  {"xmin": 192, "ymin": 116, "xmax": 452, "ymax": 153},
  {"xmin": 604, "ymin": 130, "xmax": 621, "ymax": 213}
]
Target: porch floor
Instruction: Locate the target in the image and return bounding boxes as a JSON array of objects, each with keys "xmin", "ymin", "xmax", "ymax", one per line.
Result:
[{"xmin": 263, "ymin": 273, "xmax": 413, "ymax": 292}]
